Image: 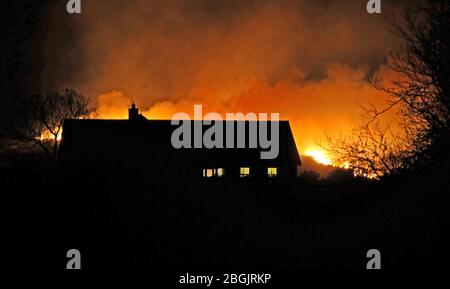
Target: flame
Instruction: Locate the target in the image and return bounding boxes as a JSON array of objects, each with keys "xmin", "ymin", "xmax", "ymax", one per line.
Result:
[
  {"xmin": 340, "ymin": 162, "xmax": 350, "ymax": 169},
  {"xmin": 304, "ymin": 148, "xmax": 332, "ymax": 166},
  {"xmin": 36, "ymin": 129, "xmax": 62, "ymax": 142},
  {"xmin": 353, "ymin": 169, "xmax": 378, "ymax": 180}
]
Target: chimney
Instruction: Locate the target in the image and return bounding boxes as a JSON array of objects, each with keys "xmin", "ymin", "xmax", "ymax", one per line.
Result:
[
  {"xmin": 128, "ymin": 103, "xmax": 139, "ymax": 120},
  {"xmin": 128, "ymin": 103, "xmax": 147, "ymax": 121}
]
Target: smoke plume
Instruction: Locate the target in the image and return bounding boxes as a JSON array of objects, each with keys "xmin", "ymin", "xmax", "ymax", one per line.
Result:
[{"xmin": 39, "ymin": 0, "xmax": 409, "ymax": 155}]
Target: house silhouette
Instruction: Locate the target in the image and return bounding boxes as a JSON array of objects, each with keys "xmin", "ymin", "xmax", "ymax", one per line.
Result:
[{"xmin": 58, "ymin": 104, "xmax": 301, "ymax": 179}]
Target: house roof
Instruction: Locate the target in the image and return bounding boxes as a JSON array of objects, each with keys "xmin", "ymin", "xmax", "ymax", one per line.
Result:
[{"xmin": 58, "ymin": 119, "xmax": 301, "ymax": 171}]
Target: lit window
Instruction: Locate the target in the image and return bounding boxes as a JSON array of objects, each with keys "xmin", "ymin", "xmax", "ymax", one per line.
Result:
[
  {"xmin": 217, "ymin": 168, "xmax": 224, "ymax": 177},
  {"xmin": 203, "ymin": 169, "xmax": 214, "ymax": 177},
  {"xmin": 203, "ymin": 168, "xmax": 224, "ymax": 177},
  {"xmin": 267, "ymin": 167, "xmax": 277, "ymax": 177},
  {"xmin": 240, "ymin": 167, "xmax": 250, "ymax": 177}
]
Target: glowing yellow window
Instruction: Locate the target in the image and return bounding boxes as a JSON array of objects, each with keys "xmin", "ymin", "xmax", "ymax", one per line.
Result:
[
  {"xmin": 217, "ymin": 168, "xmax": 224, "ymax": 177},
  {"xmin": 267, "ymin": 167, "xmax": 277, "ymax": 177},
  {"xmin": 240, "ymin": 167, "xmax": 250, "ymax": 177},
  {"xmin": 203, "ymin": 169, "xmax": 214, "ymax": 177}
]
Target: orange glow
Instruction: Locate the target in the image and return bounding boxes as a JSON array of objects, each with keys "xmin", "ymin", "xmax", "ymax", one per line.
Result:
[
  {"xmin": 41, "ymin": 0, "xmax": 408, "ymax": 179},
  {"xmin": 93, "ymin": 77, "xmax": 401, "ymax": 169},
  {"xmin": 36, "ymin": 129, "xmax": 62, "ymax": 142},
  {"xmin": 97, "ymin": 90, "xmax": 130, "ymax": 119},
  {"xmin": 304, "ymin": 148, "xmax": 332, "ymax": 166},
  {"xmin": 92, "ymin": 65, "xmax": 402, "ymax": 161},
  {"xmin": 340, "ymin": 162, "xmax": 350, "ymax": 169}
]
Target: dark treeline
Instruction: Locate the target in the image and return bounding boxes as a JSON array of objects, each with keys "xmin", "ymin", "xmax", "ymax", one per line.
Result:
[{"xmin": 8, "ymin": 167, "xmax": 444, "ymax": 270}]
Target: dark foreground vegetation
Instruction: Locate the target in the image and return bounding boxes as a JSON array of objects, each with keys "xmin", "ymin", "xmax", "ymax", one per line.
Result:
[{"xmin": 5, "ymin": 154, "xmax": 447, "ymax": 271}]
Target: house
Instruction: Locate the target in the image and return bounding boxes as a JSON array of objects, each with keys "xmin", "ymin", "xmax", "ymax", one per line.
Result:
[{"xmin": 58, "ymin": 105, "xmax": 301, "ymax": 179}]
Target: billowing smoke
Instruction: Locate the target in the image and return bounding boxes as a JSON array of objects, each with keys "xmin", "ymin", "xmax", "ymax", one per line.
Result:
[{"xmin": 40, "ymin": 0, "xmax": 408, "ymax": 155}]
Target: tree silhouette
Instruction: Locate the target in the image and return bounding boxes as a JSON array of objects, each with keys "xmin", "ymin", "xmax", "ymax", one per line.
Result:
[
  {"xmin": 325, "ymin": 123, "xmax": 408, "ymax": 178},
  {"xmin": 327, "ymin": 0, "xmax": 449, "ymax": 177},
  {"xmin": 368, "ymin": 0, "xmax": 450, "ymax": 171},
  {"xmin": 19, "ymin": 89, "xmax": 95, "ymax": 161}
]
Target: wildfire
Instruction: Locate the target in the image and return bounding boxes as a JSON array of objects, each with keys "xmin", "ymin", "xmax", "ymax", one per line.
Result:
[
  {"xmin": 36, "ymin": 130, "xmax": 62, "ymax": 142},
  {"xmin": 304, "ymin": 148, "xmax": 332, "ymax": 166}
]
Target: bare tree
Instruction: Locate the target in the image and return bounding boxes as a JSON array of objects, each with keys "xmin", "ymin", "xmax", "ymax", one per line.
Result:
[
  {"xmin": 326, "ymin": 1, "xmax": 449, "ymax": 177},
  {"xmin": 324, "ymin": 122, "xmax": 410, "ymax": 178},
  {"xmin": 20, "ymin": 89, "xmax": 95, "ymax": 161},
  {"xmin": 367, "ymin": 0, "xmax": 450, "ymax": 169}
]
